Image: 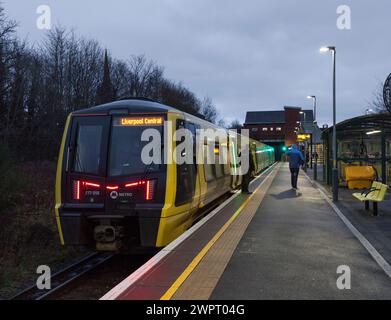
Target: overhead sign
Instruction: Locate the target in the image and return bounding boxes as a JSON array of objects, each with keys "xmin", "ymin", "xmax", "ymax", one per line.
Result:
[
  {"xmin": 115, "ymin": 116, "xmax": 163, "ymax": 126},
  {"xmin": 297, "ymin": 134, "xmax": 311, "ymax": 142},
  {"xmin": 383, "ymin": 73, "xmax": 391, "ymax": 113}
]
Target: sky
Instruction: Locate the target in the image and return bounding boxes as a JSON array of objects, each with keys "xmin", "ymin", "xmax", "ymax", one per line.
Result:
[{"xmin": 2, "ymin": 0, "xmax": 391, "ymax": 126}]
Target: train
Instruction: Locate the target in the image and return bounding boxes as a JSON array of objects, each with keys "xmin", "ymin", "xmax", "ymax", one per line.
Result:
[{"xmin": 55, "ymin": 98, "xmax": 275, "ymax": 251}]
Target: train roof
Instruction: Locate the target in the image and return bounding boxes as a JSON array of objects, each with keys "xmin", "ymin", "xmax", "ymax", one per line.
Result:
[{"xmin": 72, "ymin": 98, "xmax": 181, "ymax": 115}]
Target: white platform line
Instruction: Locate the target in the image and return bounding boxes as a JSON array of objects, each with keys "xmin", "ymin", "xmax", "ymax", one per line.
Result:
[
  {"xmin": 303, "ymin": 172, "xmax": 391, "ymax": 279},
  {"xmin": 100, "ymin": 162, "xmax": 278, "ymax": 300}
]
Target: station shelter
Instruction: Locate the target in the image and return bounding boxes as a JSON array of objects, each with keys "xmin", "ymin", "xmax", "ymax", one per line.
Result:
[{"xmin": 322, "ymin": 114, "xmax": 391, "ymax": 186}]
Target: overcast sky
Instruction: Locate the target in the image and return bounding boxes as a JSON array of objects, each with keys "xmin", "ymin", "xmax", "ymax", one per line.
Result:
[{"xmin": 3, "ymin": 0, "xmax": 391, "ymax": 126}]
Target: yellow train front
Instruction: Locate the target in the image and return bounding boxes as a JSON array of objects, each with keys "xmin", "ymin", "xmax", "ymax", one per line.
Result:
[{"xmin": 55, "ymin": 98, "xmax": 275, "ymax": 251}]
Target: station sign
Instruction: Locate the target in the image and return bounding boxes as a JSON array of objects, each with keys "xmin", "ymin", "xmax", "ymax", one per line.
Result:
[{"xmin": 297, "ymin": 134, "xmax": 311, "ymax": 142}]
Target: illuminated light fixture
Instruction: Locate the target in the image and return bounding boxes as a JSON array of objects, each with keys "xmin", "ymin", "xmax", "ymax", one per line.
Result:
[
  {"xmin": 84, "ymin": 182, "xmax": 100, "ymax": 188},
  {"xmin": 74, "ymin": 180, "xmax": 80, "ymax": 200},
  {"xmin": 125, "ymin": 182, "xmax": 139, "ymax": 187},
  {"xmin": 146, "ymin": 181, "xmax": 151, "ymax": 200},
  {"xmin": 320, "ymin": 46, "xmax": 330, "ymax": 53},
  {"xmin": 106, "ymin": 185, "xmax": 119, "ymax": 190},
  {"xmin": 299, "ymin": 111, "xmax": 304, "ymax": 114},
  {"xmin": 145, "ymin": 180, "xmax": 155, "ymax": 200},
  {"xmin": 366, "ymin": 130, "xmax": 381, "ymax": 135},
  {"xmin": 125, "ymin": 181, "xmax": 146, "ymax": 188}
]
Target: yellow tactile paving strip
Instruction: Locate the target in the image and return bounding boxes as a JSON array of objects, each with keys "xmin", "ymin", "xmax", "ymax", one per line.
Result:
[{"xmin": 170, "ymin": 163, "xmax": 280, "ymax": 300}]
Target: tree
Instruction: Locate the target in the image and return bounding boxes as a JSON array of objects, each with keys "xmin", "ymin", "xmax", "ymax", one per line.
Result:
[
  {"xmin": 200, "ymin": 96, "xmax": 218, "ymax": 123},
  {"xmin": 367, "ymin": 81, "xmax": 388, "ymax": 114},
  {"xmin": 128, "ymin": 54, "xmax": 155, "ymax": 97},
  {"xmin": 0, "ymin": 5, "xmax": 17, "ymax": 144},
  {"xmin": 0, "ymin": 5, "xmax": 215, "ymax": 160},
  {"xmin": 96, "ymin": 49, "xmax": 116, "ymax": 105},
  {"xmin": 228, "ymin": 119, "xmax": 242, "ymax": 130}
]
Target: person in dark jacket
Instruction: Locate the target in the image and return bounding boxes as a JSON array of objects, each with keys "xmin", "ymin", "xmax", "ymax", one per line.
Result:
[
  {"xmin": 241, "ymin": 146, "xmax": 256, "ymax": 194},
  {"xmin": 286, "ymin": 144, "xmax": 304, "ymax": 189}
]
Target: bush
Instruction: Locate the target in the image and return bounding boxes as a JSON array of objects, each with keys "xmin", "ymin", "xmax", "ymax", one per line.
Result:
[{"xmin": 0, "ymin": 144, "xmax": 26, "ymax": 213}]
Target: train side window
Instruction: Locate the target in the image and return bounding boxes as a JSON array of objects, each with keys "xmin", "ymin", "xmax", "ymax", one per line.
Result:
[{"xmin": 175, "ymin": 120, "xmax": 196, "ymax": 206}]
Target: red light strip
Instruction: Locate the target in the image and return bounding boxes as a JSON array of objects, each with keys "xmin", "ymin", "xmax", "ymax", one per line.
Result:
[
  {"xmin": 76, "ymin": 180, "xmax": 80, "ymax": 200},
  {"xmin": 84, "ymin": 182, "xmax": 100, "ymax": 188},
  {"xmin": 146, "ymin": 180, "xmax": 151, "ymax": 200},
  {"xmin": 106, "ymin": 186, "xmax": 119, "ymax": 190},
  {"xmin": 125, "ymin": 182, "xmax": 139, "ymax": 187},
  {"xmin": 125, "ymin": 181, "xmax": 146, "ymax": 188}
]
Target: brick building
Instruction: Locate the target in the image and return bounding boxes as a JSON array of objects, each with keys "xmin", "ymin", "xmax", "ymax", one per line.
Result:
[{"xmin": 243, "ymin": 106, "xmax": 314, "ymax": 160}]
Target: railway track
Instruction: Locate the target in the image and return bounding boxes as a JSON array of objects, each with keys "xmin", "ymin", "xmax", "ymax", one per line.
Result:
[
  {"xmin": 10, "ymin": 193, "xmax": 235, "ymax": 300},
  {"xmin": 10, "ymin": 252, "xmax": 115, "ymax": 300}
]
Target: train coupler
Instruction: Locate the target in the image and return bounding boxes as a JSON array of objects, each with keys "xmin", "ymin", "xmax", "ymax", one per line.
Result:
[{"xmin": 94, "ymin": 225, "xmax": 124, "ymax": 251}]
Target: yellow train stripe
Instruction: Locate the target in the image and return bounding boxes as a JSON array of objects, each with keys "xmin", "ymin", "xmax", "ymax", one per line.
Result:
[
  {"xmin": 55, "ymin": 114, "xmax": 71, "ymax": 245},
  {"xmin": 160, "ymin": 164, "xmax": 277, "ymax": 300}
]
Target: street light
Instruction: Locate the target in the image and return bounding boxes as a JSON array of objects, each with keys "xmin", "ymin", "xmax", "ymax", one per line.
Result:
[
  {"xmin": 306, "ymin": 95, "xmax": 317, "ymax": 123},
  {"xmin": 320, "ymin": 45, "xmax": 338, "ymax": 201},
  {"xmin": 299, "ymin": 111, "xmax": 307, "ymax": 171},
  {"xmin": 307, "ymin": 95, "xmax": 317, "ymax": 169}
]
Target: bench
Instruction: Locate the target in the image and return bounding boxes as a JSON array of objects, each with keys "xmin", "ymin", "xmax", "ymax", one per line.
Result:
[
  {"xmin": 352, "ymin": 181, "xmax": 388, "ymax": 216},
  {"xmin": 345, "ymin": 165, "xmax": 375, "ymax": 189}
]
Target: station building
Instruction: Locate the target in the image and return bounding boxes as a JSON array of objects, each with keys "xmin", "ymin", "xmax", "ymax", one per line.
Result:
[{"xmin": 243, "ymin": 106, "xmax": 322, "ymax": 161}]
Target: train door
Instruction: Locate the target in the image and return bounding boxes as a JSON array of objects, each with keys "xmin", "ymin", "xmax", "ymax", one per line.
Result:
[
  {"xmin": 187, "ymin": 122, "xmax": 201, "ymax": 212},
  {"xmin": 175, "ymin": 120, "xmax": 197, "ymax": 208}
]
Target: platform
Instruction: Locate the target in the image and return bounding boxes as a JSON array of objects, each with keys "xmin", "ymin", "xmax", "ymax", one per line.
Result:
[{"xmin": 101, "ymin": 163, "xmax": 391, "ymax": 300}]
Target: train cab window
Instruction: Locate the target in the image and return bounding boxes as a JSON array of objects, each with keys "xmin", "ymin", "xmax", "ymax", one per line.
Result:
[
  {"xmin": 175, "ymin": 120, "xmax": 196, "ymax": 206},
  {"xmin": 72, "ymin": 117, "xmax": 109, "ymax": 176},
  {"xmin": 109, "ymin": 117, "xmax": 163, "ymax": 177}
]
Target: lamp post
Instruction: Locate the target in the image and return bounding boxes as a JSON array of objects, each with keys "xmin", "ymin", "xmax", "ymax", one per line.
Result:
[
  {"xmin": 300, "ymin": 111, "xmax": 307, "ymax": 172},
  {"xmin": 307, "ymin": 95, "xmax": 317, "ymax": 122},
  {"xmin": 307, "ymin": 95, "xmax": 317, "ymax": 169},
  {"xmin": 320, "ymin": 46, "xmax": 338, "ymax": 201}
]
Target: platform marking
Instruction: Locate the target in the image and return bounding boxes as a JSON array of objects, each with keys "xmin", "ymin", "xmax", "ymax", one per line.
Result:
[
  {"xmin": 160, "ymin": 163, "xmax": 280, "ymax": 300},
  {"xmin": 303, "ymin": 172, "xmax": 391, "ymax": 279},
  {"xmin": 100, "ymin": 162, "xmax": 278, "ymax": 300}
]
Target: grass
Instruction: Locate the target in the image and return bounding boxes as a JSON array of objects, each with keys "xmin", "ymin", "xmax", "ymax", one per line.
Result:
[{"xmin": 0, "ymin": 160, "xmax": 86, "ymax": 299}]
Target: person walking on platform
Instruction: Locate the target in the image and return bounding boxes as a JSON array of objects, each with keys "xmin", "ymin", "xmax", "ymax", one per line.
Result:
[
  {"xmin": 241, "ymin": 146, "xmax": 255, "ymax": 194},
  {"xmin": 287, "ymin": 144, "xmax": 304, "ymax": 190}
]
